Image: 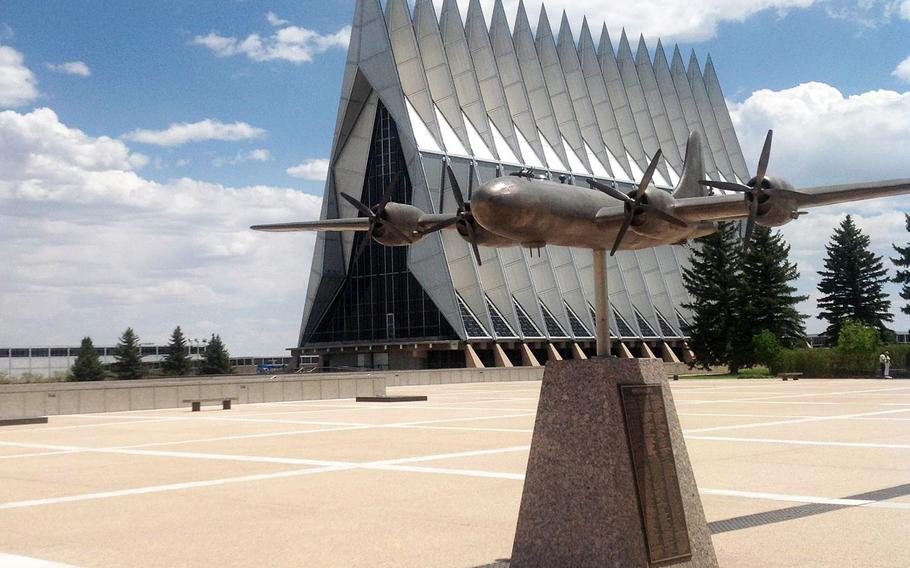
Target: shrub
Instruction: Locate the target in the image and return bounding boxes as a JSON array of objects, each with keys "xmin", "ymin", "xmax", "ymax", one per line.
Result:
[
  {"xmin": 753, "ymin": 330, "xmax": 782, "ymax": 369},
  {"xmin": 834, "ymin": 321, "xmax": 880, "ymax": 375}
]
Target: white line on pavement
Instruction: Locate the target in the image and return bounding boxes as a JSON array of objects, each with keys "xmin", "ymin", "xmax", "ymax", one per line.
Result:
[
  {"xmin": 686, "ymin": 435, "xmax": 910, "ymax": 450},
  {"xmin": 699, "ymin": 488, "xmax": 910, "ymax": 511},
  {"xmin": 683, "ymin": 407, "xmax": 910, "ymax": 434}
]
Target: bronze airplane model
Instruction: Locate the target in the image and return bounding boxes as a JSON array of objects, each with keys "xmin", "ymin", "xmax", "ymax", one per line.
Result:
[{"xmin": 252, "ymin": 130, "xmax": 910, "ymax": 355}]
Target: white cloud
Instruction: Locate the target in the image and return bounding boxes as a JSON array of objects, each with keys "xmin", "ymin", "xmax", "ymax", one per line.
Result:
[
  {"xmin": 192, "ymin": 16, "xmax": 350, "ymax": 64},
  {"xmin": 730, "ymin": 81, "xmax": 910, "ymax": 333},
  {"xmin": 212, "ymin": 148, "xmax": 272, "ymax": 167},
  {"xmin": 266, "ymin": 12, "xmax": 289, "ymax": 26},
  {"xmin": 0, "ymin": 107, "xmax": 322, "ymax": 353},
  {"xmin": 123, "ymin": 119, "xmax": 266, "ymax": 147},
  {"xmin": 730, "ymin": 82, "xmax": 910, "ymax": 186},
  {"xmin": 452, "ymin": 0, "xmax": 815, "ymax": 42},
  {"xmin": 894, "ymin": 55, "xmax": 910, "ymax": 82},
  {"xmin": 900, "ymin": 0, "xmax": 910, "ymax": 19},
  {"xmin": 287, "ymin": 158, "xmax": 329, "ymax": 181},
  {"xmin": 0, "ymin": 44, "xmax": 38, "ymax": 107},
  {"xmin": 45, "ymin": 61, "xmax": 91, "ymax": 77}
]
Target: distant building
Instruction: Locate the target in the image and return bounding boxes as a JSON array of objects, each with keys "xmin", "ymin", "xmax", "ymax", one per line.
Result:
[
  {"xmin": 294, "ymin": 0, "xmax": 753, "ymax": 370},
  {"xmin": 0, "ymin": 345, "xmax": 313, "ymax": 379},
  {"xmin": 807, "ymin": 331, "xmax": 909, "ymax": 348}
]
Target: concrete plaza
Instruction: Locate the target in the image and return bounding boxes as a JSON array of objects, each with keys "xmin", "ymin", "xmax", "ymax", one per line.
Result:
[{"xmin": 1, "ymin": 378, "xmax": 909, "ymax": 567}]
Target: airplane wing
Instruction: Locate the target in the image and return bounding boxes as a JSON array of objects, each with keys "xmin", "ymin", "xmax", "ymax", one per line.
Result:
[
  {"xmin": 791, "ymin": 179, "xmax": 910, "ymax": 207},
  {"xmin": 673, "ymin": 179, "xmax": 910, "ymax": 223},
  {"xmin": 250, "ymin": 218, "xmax": 371, "ymax": 232},
  {"xmin": 251, "ymin": 213, "xmax": 459, "ymax": 233}
]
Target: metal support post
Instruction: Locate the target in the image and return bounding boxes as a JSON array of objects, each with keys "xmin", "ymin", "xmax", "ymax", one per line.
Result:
[{"xmin": 592, "ymin": 249, "xmax": 611, "ymax": 357}]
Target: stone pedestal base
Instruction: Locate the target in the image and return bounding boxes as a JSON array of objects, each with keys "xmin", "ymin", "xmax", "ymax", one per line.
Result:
[{"xmin": 511, "ymin": 358, "xmax": 717, "ymax": 568}]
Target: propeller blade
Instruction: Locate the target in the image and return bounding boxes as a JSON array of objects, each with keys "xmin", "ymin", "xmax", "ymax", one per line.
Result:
[
  {"xmin": 463, "ymin": 221, "xmax": 482, "ymax": 266},
  {"xmin": 699, "ymin": 180, "xmax": 750, "ymax": 193},
  {"xmin": 422, "ymin": 217, "xmax": 459, "ymax": 234},
  {"xmin": 588, "ymin": 178, "xmax": 634, "ymax": 204},
  {"xmin": 376, "ymin": 172, "xmax": 402, "ymax": 214},
  {"xmin": 645, "ymin": 205, "xmax": 689, "ymax": 228},
  {"xmin": 469, "ymin": 239, "xmax": 482, "ymax": 266},
  {"xmin": 446, "ymin": 165, "xmax": 466, "ymax": 211},
  {"xmin": 743, "ymin": 195, "xmax": 758, "ymax": 246},
  {"xmin": 611, "ymin": 215, "xmax": 633, "ymax": 256},
  {"xmin": 351, "ymin": 225, "xmax": 375, "ymax": 268},
  {"xmin": 636, "ymin": 149, "xmax": 662, "ymax": 199},
  {"xmin": 754, "ymin": 130, "xmax": 773, "ymax": 183},
  {"xmin": 340, "ymin": 192, "xmax": 374, "ymax": 219}
]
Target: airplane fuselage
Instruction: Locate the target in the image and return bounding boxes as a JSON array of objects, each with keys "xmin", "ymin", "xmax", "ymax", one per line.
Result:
[{"xmin": 468, "ymin": 176, "xmax": 699, "ymax": 250}]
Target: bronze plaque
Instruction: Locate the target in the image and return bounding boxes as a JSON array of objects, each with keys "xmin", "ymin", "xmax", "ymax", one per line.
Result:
[{"xmin": 620, "ymin": 384, "xmax": 692, "ymax": 565}]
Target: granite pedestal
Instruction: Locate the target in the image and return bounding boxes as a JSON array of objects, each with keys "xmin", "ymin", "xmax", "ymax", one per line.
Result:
[{"xmin": 511, "ymin": 358, "xmax": 717, "ymax": 568}]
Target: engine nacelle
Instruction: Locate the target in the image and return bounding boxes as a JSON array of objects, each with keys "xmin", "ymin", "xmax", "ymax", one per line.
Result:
[
  {"xmin": 373, "ymin": 202, "xmax": 426, "ymax": 246},
  {"xmin": 750, "ymin": 176, "xmax": 801, "ymax": 228},
  {"xmin": 627, "ymin": 188, "xmax": 687, "ymax": 238},
  {"xmin": 457, "ymin": 218, "xmax": 519, "ymax": 248}
]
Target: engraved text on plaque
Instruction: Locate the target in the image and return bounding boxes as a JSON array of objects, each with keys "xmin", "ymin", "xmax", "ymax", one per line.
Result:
[{"xmin": 620, "ymin": 384, "xmax": 692, "ymax": 565}]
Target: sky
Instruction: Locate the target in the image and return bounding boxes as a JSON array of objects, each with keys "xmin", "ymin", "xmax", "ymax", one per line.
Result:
[{"xmin": 1, "ymin": 0, "xmax": 909, "ymax": 354}]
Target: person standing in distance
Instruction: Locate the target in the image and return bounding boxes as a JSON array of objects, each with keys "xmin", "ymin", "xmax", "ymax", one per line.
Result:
[{"xmin": 883, "ymin": 352, "xmax": 892, "ymax": 379}]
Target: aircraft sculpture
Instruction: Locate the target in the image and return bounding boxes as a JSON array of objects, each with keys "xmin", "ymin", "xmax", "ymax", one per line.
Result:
[{"xmin": 252, "ymin": 130, "xmax": 910, "ymax": 355}]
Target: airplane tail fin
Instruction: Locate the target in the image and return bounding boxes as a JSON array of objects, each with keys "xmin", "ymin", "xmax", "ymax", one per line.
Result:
[{"xmin": 673, "ymin": 131, "xmax": 706, "ymax": 199}]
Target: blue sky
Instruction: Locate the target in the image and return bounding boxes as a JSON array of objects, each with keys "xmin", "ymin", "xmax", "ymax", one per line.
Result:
[{"xmin": 1, "ymin": 0, "xmax": 909, "ymax": 354}]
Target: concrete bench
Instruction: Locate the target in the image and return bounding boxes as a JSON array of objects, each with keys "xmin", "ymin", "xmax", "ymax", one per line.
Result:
[
  {"xmin": 779, "ymin": 372, "xmax": 803, "ymax": 381},
  {"xmin": 182, "ymin": 397, "xmax": 238, "ymax": 411}
]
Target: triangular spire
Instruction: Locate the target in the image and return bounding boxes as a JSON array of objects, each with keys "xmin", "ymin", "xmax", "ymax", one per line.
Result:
[
  {"xmin": 464, "ymin": 0, "xmax": 523, "ymax": 163},
  {"xmin": 489, "ymin": 0, "xmax": 548, "ymax": 168},
  {"xmin": 686, "ymin": 48, "xmax": 738, "ymax": 182},
  {"xmin": 598, "ymin": 24, "xmax": 613, "ymax": 61},
  {"xmin": 577, "ymin": 16, "xmax": 631, "ymax": 178},
  {"xmin": 670, "ymin": 44, "xmax": 686, "ymax": 75},
  {"xmin": 385, "ymin": 0, "xmax": 444, "ymax": 151},
  {"xmin": 511, "ymin": 0, "xmax": 573, "ymax": 170},
  {"xmin": 687, "ymin": 49, "xmax": 701, "ymax": 80},
  {"xmin": 702, "ymin": 52, "xmax": 751, "ymax": 181},
  {"xmin": 635, "ymin": 34, "xmax": 650, "ymax": 66},
  {"xmin": 633, "ymin": 33, "xmax": 685, "ymax": 172},
  {"xmin": 438, "ymin": 0, "xmax": 499, "ymax": 159},
  {"xmin": 614, "ymin": 28, "xmax": 671, "ymax": 183},
  {"xmin": 412, "ymin": 0, "xmax": 474, "ymax": 157},
  {"xmin": 616, "ymin": 29, "xmax": 634, "ymax": 72}
]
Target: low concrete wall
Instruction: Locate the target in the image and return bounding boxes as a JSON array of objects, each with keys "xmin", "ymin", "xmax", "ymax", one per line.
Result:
[
  {"xmin": 0, "ymin": 374, "xmax": 385, "ymax": 419},
  {"xmin": 0, "ymin": 362, "xmax": 702, "ymax": 419},
  {"xmin": 380, "ymin": 366, "xmax": 545, "ymax": 386}
]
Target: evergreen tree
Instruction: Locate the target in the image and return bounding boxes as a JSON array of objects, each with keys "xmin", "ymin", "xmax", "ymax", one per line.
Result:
[
  {"xmin": 892, "ymin": 213, "xmax": 910, "ymax": 316},
  {"xmin": 737, "ymin": 227, "xmax": 807, "ymax": 348},
  {"xmin": 682, "ymin": 222, "xmax": 742, "ymax": 371},
  {"xmin": 162, "ymin": 326, "xmax": 192, "ymax": 376},
  {"xmin": 114, "ymin": 327, "xmax": 144, "ymax": 380},
  {"xmin": 817, "ymin": 215, "xmax": 892, "ymax": 342},
  {"xmin": 201, "ymin": 334, "xmax": 232, "ymax": 375},
  {"xmin": 71, "ymin": 337, "xmax": 104, "ymax": 381}
]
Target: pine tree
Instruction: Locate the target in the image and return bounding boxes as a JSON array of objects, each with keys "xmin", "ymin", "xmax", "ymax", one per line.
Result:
[
  {"xmin": 201, "ymin": 334, "xmax": 232, "ymax": 375},
  {"xmin": 892, "ymin": 213, "xmax": 910, "ymax": 316},
  {"xmin": 162, "ymin": 326, "xmax": 192, "ymax": 376},
  {"xmin": 682, "ymin": 222, "xmax": 742, "ymax": 371},
  {"xmin": 737, "ymin": 227, "xmax": 807, "ymax": 348},
  {"xmin": 71, "ymin": 337, "xmax": 105, "ymax": 381},
  {"xmin": 817, "ymin": 215, "xmax": 893, "ymax": 342},
  {"xmin": 114, "ymin": 327, "xmax": 144, "ymax": 380}
]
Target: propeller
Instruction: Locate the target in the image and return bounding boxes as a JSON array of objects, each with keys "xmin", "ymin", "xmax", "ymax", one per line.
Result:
[
  {"xmin": 587, "ymin": 149, "xmax": 688, "ymax": 256},
  {"xmin": 424, "ymin": 164, "xmax": 483, "ymax": 266},
  {"xmin": 339, "ymin": 172, "xmax": 410, "ymax": 266},
  {"xmin": 699, "ymin": 129, "xmax": 773, "ymax": 246}
]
